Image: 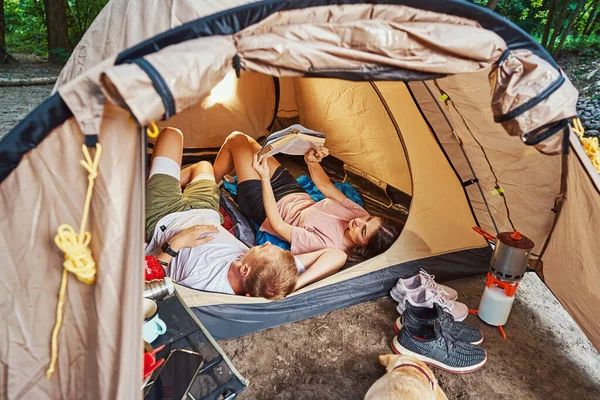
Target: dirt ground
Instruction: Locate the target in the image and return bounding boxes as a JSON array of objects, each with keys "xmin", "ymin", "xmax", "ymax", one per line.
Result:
[
  {"xmin": 220, "ymin": 274, "xmax": 600, "ymax": 400},
  {"xmin": 2, "ymin": 62, "xmax": 600, "ymax": 400},
  {"xmin": 0, "ymin": 57, "xmax": 60, "ymax": 137}
]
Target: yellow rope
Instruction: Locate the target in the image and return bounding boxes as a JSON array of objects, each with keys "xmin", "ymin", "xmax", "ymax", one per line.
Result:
[
  {"xmin": 573, "ymin": 118, "xmax": 600, "ymax": 173},
  {"xmin": 46, "ymin": 143, "xmax": 102, "ymax": 379}
]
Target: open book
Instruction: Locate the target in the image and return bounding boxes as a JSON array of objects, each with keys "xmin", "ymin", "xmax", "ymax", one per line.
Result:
[{"xmin": 258, "ymin": 124, "xmax": 326, "ymax": 159}]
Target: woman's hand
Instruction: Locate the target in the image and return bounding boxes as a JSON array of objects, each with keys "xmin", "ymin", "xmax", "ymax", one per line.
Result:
[
  {"xmin": 253, "ymin": 153, "xmax": 271, "ymax": 180},
  {"xmin": 170, "ymin": 224, "xmax": 219, "ymax": 250},
  {"xmin": 304, "ymin": 146, "xmax": 329, "ymax": 164}
]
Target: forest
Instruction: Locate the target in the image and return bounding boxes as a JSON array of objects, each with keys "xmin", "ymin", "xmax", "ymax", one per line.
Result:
[{"xmin": 0, "ymin": 0, "xmax": 599, "ymax": 63}]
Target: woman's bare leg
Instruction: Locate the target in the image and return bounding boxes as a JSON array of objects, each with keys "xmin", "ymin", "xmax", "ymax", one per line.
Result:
[{"xmin": 213, "ymin": 131, "xmax": 281, "ymax": 183}]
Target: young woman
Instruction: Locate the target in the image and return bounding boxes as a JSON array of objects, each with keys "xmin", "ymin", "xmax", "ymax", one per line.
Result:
[{"xmin": 213, "ymin": 131, "xmax": 402, "ymax": 262}]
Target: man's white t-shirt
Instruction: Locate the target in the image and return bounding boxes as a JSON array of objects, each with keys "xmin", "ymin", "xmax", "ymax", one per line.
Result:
[{"xmin": 145, "ymin": 209, "xmax": 304, "ymax": 294}]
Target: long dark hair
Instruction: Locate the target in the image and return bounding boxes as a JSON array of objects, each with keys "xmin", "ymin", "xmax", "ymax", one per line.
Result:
[{"xmin": 347, "ymin": 217, "xmax": 403, "ymax": 263}]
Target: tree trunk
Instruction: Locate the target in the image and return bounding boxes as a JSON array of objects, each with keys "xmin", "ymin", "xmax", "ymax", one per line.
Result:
[
  {"xmin": 486, "ymin": 0, "xmax": 501, "ymax": 11},
  {"xmin": 554, "ymin": 0, "xmax": 588, "ymax": 57},
  {"xmin": 548, "ymin": 0, "xmax": 573, "ymax": 52},
  {"xmin": 43, "ymin": 0, "xmax": 69, "ymax": 63},
  {"xmin": 541, "ymin": 0, "xmax": 558, "ymax": 48}
]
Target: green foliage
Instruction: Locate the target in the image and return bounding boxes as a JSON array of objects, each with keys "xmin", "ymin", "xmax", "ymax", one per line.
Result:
[
  {"xmin": 560, "ymin": 33, "xmax": 600, "ymax": 58},
  {"xmin": 495, "ymin": 0, "xmax": 545, "ymax": 36},
  {"xmin": 473, "ymin": 0, "xmax": 600, "ymax": 57},
  {"xmin": 2, "ymin": 0, "xmax": 599, "ymax": 60},
  {"xmin": 5, "ymin": 0, "xmax": 47, "ymax": 56},
  {"xmin": 4, "ymin": 0, "xmax": 108, "ymax": 60}
]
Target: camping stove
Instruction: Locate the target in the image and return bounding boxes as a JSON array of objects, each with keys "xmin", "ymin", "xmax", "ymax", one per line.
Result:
[{"xmin": 472, "ymin": 228, "xmax": 534, "ymax": 337}]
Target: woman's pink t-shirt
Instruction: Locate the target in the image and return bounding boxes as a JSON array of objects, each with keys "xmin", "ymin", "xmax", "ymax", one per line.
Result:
[{"xmin": 259, "ymin": 193, "xmax": 369, "ymax": 255}]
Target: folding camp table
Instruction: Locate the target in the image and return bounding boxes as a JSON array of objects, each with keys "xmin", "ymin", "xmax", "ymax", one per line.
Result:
[{"xmin": 145, "ymin": 292, "xmax": 248, "ymax": 399}]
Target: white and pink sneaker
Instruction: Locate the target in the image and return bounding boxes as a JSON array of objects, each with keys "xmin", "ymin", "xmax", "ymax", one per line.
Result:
[
  {"xmin": 391, "ymin": 269, "xmax": 458, "ymax": 304},
  {"xmin": 399, "ymin": 286, "xmax": 469, "ymax": 322}
]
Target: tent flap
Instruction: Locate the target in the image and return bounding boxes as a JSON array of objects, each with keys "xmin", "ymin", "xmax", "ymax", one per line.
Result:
[
  {"xmin": 236, "ymin": 4, "xmax": 506, "ymax": 78},
  {"xmin": 489, "ymin": 49, "xmax": 578, "ymax": 155},
  {"xmin": 100, "ymin": 36, "xmax": 237, "ymax": 125}
]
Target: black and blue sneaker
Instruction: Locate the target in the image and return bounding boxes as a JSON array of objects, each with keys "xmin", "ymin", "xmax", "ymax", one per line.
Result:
[
  {"xmin": 394, "ymin": 303, "xmax": 484, "ymax": 345},
  {"xmin": 392, "ymin": 321, "xmax": 487, "ymax": 373}
]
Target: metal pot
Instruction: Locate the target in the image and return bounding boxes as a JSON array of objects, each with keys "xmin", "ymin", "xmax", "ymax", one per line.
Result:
[{"xmin": 473, "ymin": 227, "xmax": 535, "ymax": 283}]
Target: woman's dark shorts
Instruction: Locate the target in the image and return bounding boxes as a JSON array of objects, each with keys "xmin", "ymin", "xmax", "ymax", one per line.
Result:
[{"xmin": 237, "ymin": 166, "xmax": 306, "ymax": 225}]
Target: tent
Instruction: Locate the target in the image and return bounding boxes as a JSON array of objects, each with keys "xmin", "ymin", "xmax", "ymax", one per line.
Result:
[{"xmin": 1, "ymin": 0, "xmax": 599, "ymax": 397}]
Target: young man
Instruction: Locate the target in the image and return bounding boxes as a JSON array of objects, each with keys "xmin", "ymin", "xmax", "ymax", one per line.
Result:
[{"xmin": 145, "ymin": 127, "xmax": 347, "ymax": 299}]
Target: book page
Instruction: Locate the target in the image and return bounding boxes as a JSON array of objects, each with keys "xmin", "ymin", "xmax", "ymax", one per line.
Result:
[
  {"xmin": 260, "ymin": 137, "xmax": 319, "ymax": 159},
  {"xmin": 259, "ymin": 124, "xmax": 327, "ymax": 159},
  {"xmin": 265, "ymin": 124, "xmax": 326, "ymax": 145},
  {"xmin": 281, "ymin": 138, "xmax": 320, "ymax": 156}
]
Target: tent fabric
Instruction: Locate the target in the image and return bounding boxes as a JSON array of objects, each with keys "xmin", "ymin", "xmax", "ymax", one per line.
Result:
[
  {"xmin": 294, "ymin": 78, "xmax": 412, "ymax": 195},
  {"xmin": 0, "ymin": 94, "xmax": 72, "ymax": 183},
  {"xmin": 100, "ymin": 36, "xmax": 237, "ymax": 126},
  {"xmin": 54, "ymin": 0, "xmax": 260, "ymax": 90},
  {"xmin": 0, "ymin": 0, "xmax": 597, "ymax": 398},
  {"xmin": 0, "ymin": 104, "xmax": 144, "ymax": 399},
  {"xmin": 490, "ymin": 50, "xmax": 578, "ymax": 154},
  {"xmin": 114, "ymin": 0, "xmax": 560, "ymax": 69},
  {"xmin": 409, "ymin": 75, "xmax": 600, "ymax": 348},
  {"xmin": 154, "ymin": 72, "xmax": 276, "ymax": 148},
  {"xmin": 407, "ymin": 75, "xmax": 562, "ymax": 253},
  {"xmin": 234, "ymin": 4, "xmax": 507, "ymax": 75},
  {"xmin": 543, "ymin": 135, "xmax": 600, "ymax": 350},
  {"xmin": 97, "ymin": 4, "xmax": 576, "ymax": 155},
  {"xmin": 59, "ymin": 58, "xmax": 117, "ymax": 138}
]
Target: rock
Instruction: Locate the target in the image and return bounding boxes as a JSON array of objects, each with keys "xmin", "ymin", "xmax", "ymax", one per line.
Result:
[{"xmin": 587, "ymin": 130, "xmax": 599, "ymax": 137}]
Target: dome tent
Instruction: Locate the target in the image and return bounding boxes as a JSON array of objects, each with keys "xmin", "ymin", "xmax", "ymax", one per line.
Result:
[{"xmin": 1, "ymin": 0, "xmax": 599, "ymax": 398}]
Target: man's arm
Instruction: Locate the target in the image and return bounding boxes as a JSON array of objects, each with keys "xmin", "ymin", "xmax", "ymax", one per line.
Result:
[
  {"xmin": 156, "ymin": 225, "xmax": 219, "ymax": 274},
  {"xmin": 295, "ymin": 248, "xmax": 347, "ymax": 290},
  {"xmin": 305, "ymin": 148, "xmax": 347, "ymax": 203}
]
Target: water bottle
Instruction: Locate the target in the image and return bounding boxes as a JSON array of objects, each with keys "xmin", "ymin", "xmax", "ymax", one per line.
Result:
[{"xmin": 143, "ymin": 277, "xmax": 175, "ymax": 301}]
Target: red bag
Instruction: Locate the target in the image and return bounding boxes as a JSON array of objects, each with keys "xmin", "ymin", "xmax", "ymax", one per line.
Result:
[{"xmin": 145, "ymin": 256, "xmax": 165, "ymax": 281}]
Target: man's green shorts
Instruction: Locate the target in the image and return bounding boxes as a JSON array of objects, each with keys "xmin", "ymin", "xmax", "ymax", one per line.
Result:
[{"xmin": 146, "ymin": 174, "xmax": 222, "ymax": 240}]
